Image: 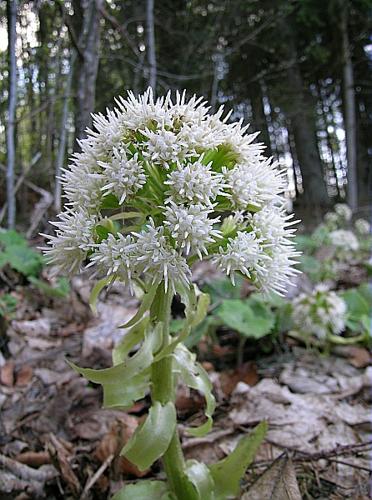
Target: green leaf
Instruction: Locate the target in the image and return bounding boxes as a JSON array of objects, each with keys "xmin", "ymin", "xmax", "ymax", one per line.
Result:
[
  {"xmin": 2, "ymin": 245, "xmax": 43, "ymax": 277},
  {"xmin": 119, "ymin": 284, "xmax": 159, "ymax": 329},
  {"xmin": 0, "ymin": 229, "xmax": 27, "ymax": 248},
  {"xmin": 341, "ymin": 288, "xmax": 370, "ymax": 318},
  {"xmin": 29, "ymin": 276, "xmax": 70, "ymax": 298},
  {"xmin": 113, "ymin": 316, "xmax": 149, "ymax": 365},
  {"xmin": 100, "ymin": 193, "xmax": 120, "ymax": 209},
  {"xmin": 121, "ymin": 401, "xmax": 177, "ymax": 471},
  {"xmin": 202, "ymin": 276, "xmax": 243, "ymax": 302},
  {"xmin": 184, "ymin": 317, "xmax": 215, "ymax": 349},
  {"xmin": 0, "ymin": 294, "xmax": 17, "ymax": 317},
  {"xmin": 89, "ymin": 276, "xmax": 115, "ymax": 314},
  {"xmin": 173, "ymin": 344, "xmax": 216, "ymax": 437},
  {"xmin": 185, "ymin": 460, "xmax": 215, "ymax": 500},
  {"xmin": 191, "ymin": 292, "xmax": 210, "ymax": 328},
  {"xmin": 95, "ymin": 224, "xmax": 110, "ymax": 241},
  {"xmin": 216, "ymin": 299, "xmax": 274, "ymax": 339},
  {"xmin": 209, "ymin": 421, "xmax": 268, "ymax": 499},
  {"xmin": 111, "ymin": 480, "xmax": 173, "ymax": 500},
  {"xmin": 68, "ymin": 324, "xmax": 162, "ymax": 408}
]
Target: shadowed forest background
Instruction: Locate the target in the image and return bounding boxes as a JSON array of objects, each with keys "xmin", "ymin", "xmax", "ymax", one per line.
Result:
[{"xmin": 1, "ymin": 0, "xmax": 372, "ymax": 230}]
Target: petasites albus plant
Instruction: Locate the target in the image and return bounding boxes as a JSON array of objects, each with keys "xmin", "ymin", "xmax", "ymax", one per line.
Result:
[{"xmin": 44, "ymin": 89, "xmax": 299, "ymax": 499}]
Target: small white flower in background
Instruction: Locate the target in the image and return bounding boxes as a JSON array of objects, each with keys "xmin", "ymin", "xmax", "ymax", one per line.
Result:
[
  {"xmin": 324, "ymin": 211, "xmax": 339, "ymax": 227},
  {"xmin": 329, "ymin": 229, "xmax": 359, "ymax": 252},
  {"xmin": 44, "ymin": 88, "xmax": 300, "ymax": 295},
  {"xmin": 334, "ymin": 203, "xmax": 352, "ymax": 221},
  {"xmin": 355, "ymin": 218, "xmax": 370, "ymax": 235},
  {"xmin": 292, "ymin": 285, "xmax": 347, "ymax": 340}
]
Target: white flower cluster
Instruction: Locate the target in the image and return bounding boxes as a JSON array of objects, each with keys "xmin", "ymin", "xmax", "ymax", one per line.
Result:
[
  {"xmin": 44, "ymin": 89, "xmax": 299, "ymax": 294},
  {"xmin": 292, "ymin": 285, "xmax": 347, "ymax": 340},
  {"xmin": 334, "ymin": 203, "xmax": 352, "ymax": 221},
  {"xmin": 329, "ymin": 229, "xmax": 359, "ymax": 252},
  {"xmin": 355, "ymin": 218, "xmax": 370, "ymax": 235}
]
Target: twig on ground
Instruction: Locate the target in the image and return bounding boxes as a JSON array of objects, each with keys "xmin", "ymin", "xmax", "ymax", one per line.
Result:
[{"xmin": 80, "ymin": 453, "xmax": 114, "ymax": 499}]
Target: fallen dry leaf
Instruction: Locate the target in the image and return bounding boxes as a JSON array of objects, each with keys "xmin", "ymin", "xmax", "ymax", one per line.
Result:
[
  {"xmin": 0, "ymin": 361, "xmax": 15, "ymax": 387},
  {"xmin": 15, "ymin": 365, "xmax": 33, "ymax": 386},
  {"xmin": 242, "ymin": 455, "xmax": 301, "ymax": 500},
  {"xmin": 219, "ymin": 362, "xmax": 259, "ymax": 397},
  {"xmin": 16, "ymin": 450, "xmax": 51, "ymax": 467},
  {"xmin": 94, "ymin": 416, "xmax": 148, "ymax": 477},
  {"xmin": 333, "ymin": 345, "xmax": 371, "ymax": 368}
]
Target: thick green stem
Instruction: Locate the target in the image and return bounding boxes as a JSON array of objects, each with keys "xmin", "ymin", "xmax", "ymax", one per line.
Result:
[{"xmin": 150, "ymin": 284, "xmax": 193, "ymax": 500}]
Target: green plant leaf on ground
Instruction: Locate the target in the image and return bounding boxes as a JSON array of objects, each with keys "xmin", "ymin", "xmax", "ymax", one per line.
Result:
[
  {"xmin": 1, "ymin": 245, "xmax": 43, "ymax": 277},
  {"xmin": 173, "ymin": 344, "xmax": 216, "ymax": 437},
  {"xmin": 121, "ymin": 401, "xmax": 177, "ymax": 471},
  {"xmin": 111, "ymin": 480, "xmax": 173, "ymax": 500},
  {"xmin": 216, "ymin": 299, "xmax": 275, "ymax": 339},
  {"xmin": 29, "ymin": 276, "xmax": 70, "ymax": 298},
  {"xmin": 202, "ymin": 276, "xmax": 243, "ymax": 302},
  {"xmin": 209, "ymin": 421, "xmax": 268, "ymax": 499},
  {"xmin": 341, "ymin": 288, "xmax": 370, "ymax": 318},
  {"xmin": 0, "ymin": 294, "xmax": 18, "ymax": 318},
  {"xmin": 0, "ymin": 229, "xmax": 27, "ymax": 248}
]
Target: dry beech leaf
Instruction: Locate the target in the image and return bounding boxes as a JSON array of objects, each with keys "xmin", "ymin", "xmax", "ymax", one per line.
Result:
[
  {"xmin": 94, "ymin": 417, "xmax": 149, "ymax": 478},
  {"xmin": 243, "ymin": 455, "xmax": 301, "ymax": 500},
  {"xmin": 220, "ymin": 362, "xmax": 259, "ymax": 397},
  {"xmin": 16, "ymin": 365, "xmax": 33, "ymax": 386},
  {"xmin": 0, "ymin": 361, "xmax": 15, "ymax": 387}
]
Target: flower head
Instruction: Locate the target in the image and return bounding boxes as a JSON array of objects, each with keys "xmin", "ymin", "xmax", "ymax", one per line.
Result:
[
  {"xmin": 97, "ymin": 148, "xmax": 146, "ymax": 204},
  {"xmin": 292, "ymin": 286, "xmax": 347, "ymax": 340},
  {"xmin": 44, "ymin": 89, "xmax": 299, "ymax": 296},
  {"xmin": 329, "ymin": 229, "xmax": 359, "ymax": 252}
]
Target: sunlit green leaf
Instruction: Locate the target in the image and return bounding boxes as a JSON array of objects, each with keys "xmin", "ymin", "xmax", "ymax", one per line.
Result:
[
  {"xmin": 68, "ymin": 324, "xmax": 162, "ymax": 408},
  {"xmin": 121, "ymin": 401, "xmax": 177, "ymax": 471},
  {"xmin": 209, "ymin": 421, "xmax": 268, "ymax": 499},
  {"xmin": 89, "ymin": 275, "xmax": 115, "ymax": 314},
  {"xmin": 185, "ymin": 460, "xmax": 215, "ymax": 500},
  {"xmin": 173, "ymin": 344, "xmax": 216, "ymax": 437},
  {"xmin": 119, "ymin": 283, "xmax": 159, "ymax": 329}
]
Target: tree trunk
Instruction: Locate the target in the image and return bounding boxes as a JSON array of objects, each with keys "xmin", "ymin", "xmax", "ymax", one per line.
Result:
[
  {"xmin": 74, "ymin": 0, "xmax": 103, "ymax": 144},
  {"xmin": 340, "ymin": 2, "xmax": 358, "ymax": 212},
  {"xmin": 146, "ymin": 0, "xmax": 157, "ymax": 92},
  {"xmin": 6, "ymin": 0, "xmax": 17, "ymax": 229},
  {"xmin": 279, "ymin": 17, "xmax": 330, "ymax": 215},
  {"xmin": 250, "ymin": 80, "xmax": 272, "ymax": 157},
  {"xmin": 55, "ymin": 51, "xmax": 76, "ymax": 212}
]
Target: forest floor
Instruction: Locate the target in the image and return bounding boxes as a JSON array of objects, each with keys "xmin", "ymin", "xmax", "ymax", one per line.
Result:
[{"xmin": 0, "ymin": 276, "xmax": 371, "ymax": 499}]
